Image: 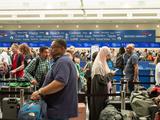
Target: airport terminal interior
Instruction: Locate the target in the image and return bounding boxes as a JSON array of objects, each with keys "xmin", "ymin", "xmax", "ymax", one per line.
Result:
[{"xmin": 1, "ymin": 0, "xmax": 160, "ymax": 120}]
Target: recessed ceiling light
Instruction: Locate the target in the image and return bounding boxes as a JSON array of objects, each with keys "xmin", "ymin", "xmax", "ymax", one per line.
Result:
[
  {"xmin": 115, "ymin": 25, "xmax": 119, "ymax": 28},
  {"xmin": 37, "ymin": 25, "xmax": 40, "ymax": 28},
  {"xmin": 136, "ymin": 24, "xmax": 139, "ymax": 28},
  {"xmin": 18, "ymin": 25, "xmax": 21, "ymax": 28},
  {"xmin": 96, "ymin": 25, "xmax": 99, "ymax": 28},
  {"xmin": 56, "ymin": 25, "xmax": 59, "ymax": 28},
  {"xmin": 76, "ymin": 25, "xmax": 79, "ymax": 28},
  {"xmin": 157, "ymin": 24, "xmax": 160, "ymax": 28}
]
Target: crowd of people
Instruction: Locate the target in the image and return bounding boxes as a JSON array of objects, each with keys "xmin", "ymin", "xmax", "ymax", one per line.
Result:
[{"xmin": 1, "ymin": 40, "xmax": 160, "ymax": 120}]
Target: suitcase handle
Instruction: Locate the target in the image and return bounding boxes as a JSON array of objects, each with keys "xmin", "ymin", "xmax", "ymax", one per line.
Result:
[
  {"xmin": 10, "ymin": 106, "xmax": 15, "ymax": 109},
  {"xmin": 8, "ymin": 98, "xmax": 18, "ymax": 104}
]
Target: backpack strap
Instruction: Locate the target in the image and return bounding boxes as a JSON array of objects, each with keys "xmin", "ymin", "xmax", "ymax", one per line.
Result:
[
  {"xmin": 34, "ymin": 57, "xmax": 40, "ymax": 74},
  {"xmin": 31, "ymin": 57, "xmax": 40, "ymax": 77}
]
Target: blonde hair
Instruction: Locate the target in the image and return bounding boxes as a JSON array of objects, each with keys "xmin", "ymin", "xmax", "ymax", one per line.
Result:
[{"xmin": 11, "ymin": 43, "xmax": 19, "ymax": 50}]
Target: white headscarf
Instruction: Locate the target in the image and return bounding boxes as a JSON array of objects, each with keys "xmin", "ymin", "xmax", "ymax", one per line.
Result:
[{"xmin": 91, "ymin": 46, "xmax": 111, "ymax": 78}]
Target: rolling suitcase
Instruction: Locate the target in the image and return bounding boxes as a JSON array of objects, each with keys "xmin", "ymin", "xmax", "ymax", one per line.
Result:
[
  {"xmin": 2, "ymin": 97, "xmax": 20, "ymax": 120},
  {"xmin": 1, "ymin": 83, "xmax": 25, "ymax": 120}
]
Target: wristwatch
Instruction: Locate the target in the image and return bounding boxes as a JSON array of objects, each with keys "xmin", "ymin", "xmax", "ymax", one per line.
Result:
[{"xmin": 38, "ymin": 89, "xmax": 43, "ymax": 97}]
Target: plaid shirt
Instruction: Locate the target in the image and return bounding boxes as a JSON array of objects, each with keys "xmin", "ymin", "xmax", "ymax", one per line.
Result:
[{"xmin": 24, "ymin": 57, "xmax": 50, "ymax": 82}]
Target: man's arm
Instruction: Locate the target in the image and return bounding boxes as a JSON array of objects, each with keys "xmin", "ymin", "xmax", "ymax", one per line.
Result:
[
  {"xmin": 40, "ymin": 61, "xmax": 70, "ymax": 95},
  {"xmin": 10, "ymin": 63, "xmax": 24, "ymax": 74},
  {"xmin": 133, "ymin": 64, "xmax": 138, "ymax": 82},
  {"xmin": 39, "ymin": 80, "xmax": 65, "ymax": 95},
  {"xmin": 31, "ymin": 61, "xmax": 70, "ymax": 99},
  {"xmin": 24, "ymin": 59, "xmax": 37, "ymax": 81},
  {"xmin": 31, "ymin": 80, "xmax": 65, "ymax": 100},
  {"xmin": 14, "ymin": 64, "xmax": 24, "ymax": 72}
]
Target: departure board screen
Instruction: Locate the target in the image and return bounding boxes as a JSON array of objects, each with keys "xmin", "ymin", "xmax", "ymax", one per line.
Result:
[{"xmin": 0, "ymin": 30, "xmax": 156, "ymax": 47}]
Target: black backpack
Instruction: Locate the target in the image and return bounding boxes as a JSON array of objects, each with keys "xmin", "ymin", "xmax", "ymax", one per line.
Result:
[
  {"xmin": 115, "ymin": 54, "xmax": 124, "ymax": 69},
  {"xmin": 30, "ymin": 57, "xmax": 40, "ymax": 77}
]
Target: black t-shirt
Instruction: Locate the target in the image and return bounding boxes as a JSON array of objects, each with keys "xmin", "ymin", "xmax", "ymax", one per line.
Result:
[{"xmin": 24, "ymin": 54, "xmax": 33, "ymax": 68}]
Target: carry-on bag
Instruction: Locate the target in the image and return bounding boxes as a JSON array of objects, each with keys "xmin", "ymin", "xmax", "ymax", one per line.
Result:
[
  {"xmin": 18, "ymin": 100, "xmax": 47, "ymax": 120},
  {"xmin": 1, "ymin": 87, "xmax": 24, "ymax": 120},
  {"xmin": 130, "ymin": 88, "xmax": 154, "ymax": 117}
]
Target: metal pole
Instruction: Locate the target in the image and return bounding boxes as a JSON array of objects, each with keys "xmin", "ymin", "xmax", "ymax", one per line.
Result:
[
  {"xmin": 112, "ymin": 80, "xmax": 116, "ymax": 100},
  {"xmin": 20, "ymin": 89, "xmax": 24, "ymax": 107},
  {"xmin": 121, "ymin": 90, "xmax": 125, "ymax": 110}
]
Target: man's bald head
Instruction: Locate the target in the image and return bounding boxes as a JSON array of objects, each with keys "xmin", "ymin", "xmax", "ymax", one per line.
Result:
[
  {"xmin": 126, "ymin": 44, "xmax": 135, "ymax": 49},
  {"xmin": 126, "ymin": 43, "xmax": 135, "ymax": 54}
]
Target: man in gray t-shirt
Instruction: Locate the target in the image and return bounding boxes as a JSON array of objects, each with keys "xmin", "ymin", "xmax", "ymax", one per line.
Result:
[{"xmin": 124, "ymin": 44, "xmax": 139, "ymax": 92}]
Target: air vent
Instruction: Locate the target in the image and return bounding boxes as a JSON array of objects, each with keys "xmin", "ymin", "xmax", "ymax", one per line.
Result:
[
  {"xmin": 45, "ymin": 14, "xmax": 68, "ymax": 17},
  {"xmin": 74, "ymin": 14, "xmax": 84, "ymax": 17},
  {"xmin": 17, "ymin": 14, "xmax": 40, "ymax": 18},
  {"xmin": 103, "ymin": 14, "xmax": 127, "ymax": 17},
  {"xmin": 86, "ymin": 14, "xmax": 97, "ymax": 17},
  {"xmin": 0, "ymin": 15, "xmax": 12, "ymax": 18},
  {"xmin": 132, "ymin": 13, "xmax": 157, "ymax": 17}
]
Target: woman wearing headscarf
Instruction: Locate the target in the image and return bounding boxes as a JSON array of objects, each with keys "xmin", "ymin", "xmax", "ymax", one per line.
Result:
[{"xmin": 90, "ymin": 46, "xmax": 115, "ymax": 120}]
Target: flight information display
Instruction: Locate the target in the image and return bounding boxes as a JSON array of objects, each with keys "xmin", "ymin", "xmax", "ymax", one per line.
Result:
[{"xmin": 0, "ymin": 30, "xmax": 156, "ymax": 47}]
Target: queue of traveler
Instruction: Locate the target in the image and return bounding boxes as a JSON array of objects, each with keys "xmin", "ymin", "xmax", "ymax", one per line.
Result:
[{"xmin": 1, "ymin": 40, "xmax": 160, "ymax": 120}]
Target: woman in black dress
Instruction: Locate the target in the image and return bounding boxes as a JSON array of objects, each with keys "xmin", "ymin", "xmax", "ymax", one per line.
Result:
[{"xmin": 90, "ymin": 46, "xmax": 115, "ymax": 120}]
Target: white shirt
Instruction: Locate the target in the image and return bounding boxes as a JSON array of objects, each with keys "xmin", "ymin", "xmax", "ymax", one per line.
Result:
[
  {"xmin": 0, "ymin": 52, "xmax": 12, "ymax": 66},
  {"xmin": 155, "ymin": 63, "xmax": 160, "ymax": 85}
]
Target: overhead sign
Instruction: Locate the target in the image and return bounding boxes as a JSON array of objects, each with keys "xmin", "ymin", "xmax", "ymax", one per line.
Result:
[
  {"xmin": 0, "ymin": 30, "xmax": 155, "ymax": 42},
  {"xmin": 0, "ymin": 30, "xmax": 156, "ymax": 47}
]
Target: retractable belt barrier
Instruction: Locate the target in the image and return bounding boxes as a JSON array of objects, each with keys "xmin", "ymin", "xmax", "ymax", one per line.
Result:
[
  {"xmin": 0, "ymin": 80, "xmax": 154, "ymax": 97},
  {"xmin": 0, "ymin": 90, "xmax": 32, "ymax": 95},
  {"xmin": 115, "ymin": 74, "xmax": 155, "ymax": 77},
  {"xmin": 0, "ymin": 90, "xmax": 130, "ymax": 97},
  {"xmin": 121, "ymin": 81, "xmax": 155, "ymax": 85},
  {"xmin": 0, "ymin": 80, "xmax": 30, "ymax": 83}
]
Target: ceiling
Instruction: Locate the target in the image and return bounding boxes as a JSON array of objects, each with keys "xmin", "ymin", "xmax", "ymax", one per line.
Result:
[
  {"xmin": 0, "ymin": 0, "xmax": 160, "ymax": 24},
  {"xmin": 0, "ymin": 0, "xmax": 160, "ymax": 9}
]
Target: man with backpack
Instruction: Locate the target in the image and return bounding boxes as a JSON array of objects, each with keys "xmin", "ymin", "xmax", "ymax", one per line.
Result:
[
  {"xmin": 24, "ymin": 46, "xmax": 50, "ymax": 88},
  {"xmin": 115, "ymin": 47, "xmax": 125, "ymax": 71}
]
